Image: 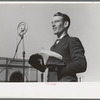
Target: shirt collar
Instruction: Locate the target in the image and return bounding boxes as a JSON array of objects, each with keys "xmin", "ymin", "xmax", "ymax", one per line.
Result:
[{"xmin": 58, "ymin": 32, "xmax": 66, "ymax": 40}]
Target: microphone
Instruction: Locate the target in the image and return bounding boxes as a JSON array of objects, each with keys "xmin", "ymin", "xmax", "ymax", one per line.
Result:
[{"xmin": 17, "ymin": 21, "xmax": 28, "ymax": 38}]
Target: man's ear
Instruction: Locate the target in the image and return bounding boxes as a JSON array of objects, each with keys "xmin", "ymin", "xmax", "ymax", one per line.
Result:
[{"xmin": 64, "ymin": 21, "xmax": 68, "ymax": 28}]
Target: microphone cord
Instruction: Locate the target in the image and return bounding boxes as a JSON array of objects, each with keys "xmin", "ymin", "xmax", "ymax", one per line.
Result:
[{"xmin": 0, "ymin": 37, "xmax": 23, "ymax": 74}]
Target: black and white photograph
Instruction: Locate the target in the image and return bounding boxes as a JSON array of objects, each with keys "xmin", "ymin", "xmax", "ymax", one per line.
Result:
[{"xmin": 0, "ymin": 1, "xmax": 100, "ymax": 98}]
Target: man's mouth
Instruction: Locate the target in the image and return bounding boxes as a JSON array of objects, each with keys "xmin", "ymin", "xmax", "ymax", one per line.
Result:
[{"xmin": 53, "ymin": 27, "xmax": 57, "ymax": 31}]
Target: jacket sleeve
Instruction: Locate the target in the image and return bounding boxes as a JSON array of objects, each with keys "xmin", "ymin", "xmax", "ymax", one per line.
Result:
[{"xmin": 62, "ymin": 37, "xmax": 87, "ymax": 73}]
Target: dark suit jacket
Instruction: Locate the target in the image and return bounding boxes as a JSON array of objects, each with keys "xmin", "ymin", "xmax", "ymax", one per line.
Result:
[{"xmin": 46, "ymin": 34, "xmax": 87, "ymax": 82}]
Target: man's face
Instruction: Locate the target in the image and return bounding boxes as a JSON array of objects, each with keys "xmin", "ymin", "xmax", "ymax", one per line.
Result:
[{"xmin": 52, "ymin": 16, "xmax": 65, "ymax": 36}]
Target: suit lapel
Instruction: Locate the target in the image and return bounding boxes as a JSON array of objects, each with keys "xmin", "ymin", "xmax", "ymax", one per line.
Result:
[{"xmin": 51, "ymin": 34, "xmax": 69, "ymax": 51}]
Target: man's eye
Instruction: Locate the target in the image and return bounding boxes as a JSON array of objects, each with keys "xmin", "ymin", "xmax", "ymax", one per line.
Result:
[
  {"xmin": 55, "ymin": 20, "xmax": 60, "ymax": 23},
  {"xmin": 51, "ymin": 20, "xmax": 60, "ymax": 24}
]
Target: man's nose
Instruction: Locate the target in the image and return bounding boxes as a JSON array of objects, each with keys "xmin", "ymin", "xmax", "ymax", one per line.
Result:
[{"xmin": 52, "ymin": 23, "xmax": 55, "ymax": 28}]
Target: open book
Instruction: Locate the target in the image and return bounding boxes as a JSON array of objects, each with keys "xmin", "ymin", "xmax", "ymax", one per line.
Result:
[{"xmin": 40, "ymin": 50, "xmax": 63, "ymax": 65}]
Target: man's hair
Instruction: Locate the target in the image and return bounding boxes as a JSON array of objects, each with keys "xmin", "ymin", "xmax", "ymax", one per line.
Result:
[{"xmin": 54, "ymin": 12, "xmax": 70, "ymax": 29}]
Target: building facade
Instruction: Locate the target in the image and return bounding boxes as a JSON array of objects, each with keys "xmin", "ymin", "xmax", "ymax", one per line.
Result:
[{"xmin": 0, "ymin": 57, "xmax": 42, "ymax": 82}]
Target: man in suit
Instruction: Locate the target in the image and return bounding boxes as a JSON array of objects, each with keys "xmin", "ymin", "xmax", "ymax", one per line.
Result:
[
  {"xmin": 46, "ymin": 12, "xmax": 87, "ymax": 82},
  {"xmin": 29, "ymin": 12, "xmax": 87, "ymax": 82}
]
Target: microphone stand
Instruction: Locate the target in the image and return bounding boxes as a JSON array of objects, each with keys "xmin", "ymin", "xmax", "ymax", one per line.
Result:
[
  {"xmin": 22, "ymin": 35, "xmax": 25, "ymax": 82},
  {"xmin": 17, "ymin": 22, "xmax": 28, "ymax": 82}
]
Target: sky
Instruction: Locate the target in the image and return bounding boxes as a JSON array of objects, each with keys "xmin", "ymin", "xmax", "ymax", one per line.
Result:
[{"xmin": 0, "ymin": 2, "xmax": 100, "ymax": 82}]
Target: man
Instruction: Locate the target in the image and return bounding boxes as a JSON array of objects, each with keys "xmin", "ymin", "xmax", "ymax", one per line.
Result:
[
  {"xmin": 29, "ymin": 12, "xmax": 87, "ymax": 82},
  {"xmin": 46, "ymin": 12, "xmax": 87, "ymax": 82}
]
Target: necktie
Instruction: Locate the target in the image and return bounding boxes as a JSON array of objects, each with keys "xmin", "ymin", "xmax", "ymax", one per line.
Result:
[
  {"xmin": 52, "ymin": 39, "xmax": 61, "ymax": 48},
  {"xmin": 55, "ymin": 39, "xmax": 61, "ymax": 44}
]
